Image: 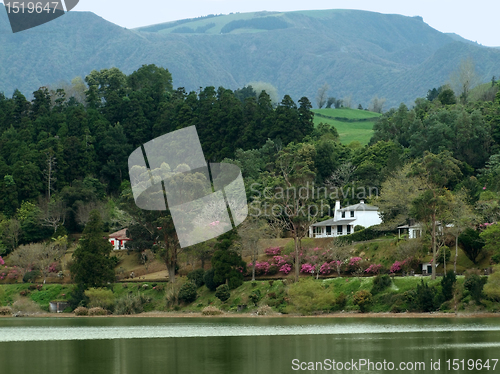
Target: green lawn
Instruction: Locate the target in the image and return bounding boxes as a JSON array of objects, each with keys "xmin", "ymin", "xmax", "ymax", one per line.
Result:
[{"xmin": 312, "ymin": 108, "xmax": 381, "ymax": 145}]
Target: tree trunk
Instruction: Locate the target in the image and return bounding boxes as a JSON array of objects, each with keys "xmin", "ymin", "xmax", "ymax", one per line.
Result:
[
  {"xmin": 454, "ymin": 234, "xmax": 458, "ymax": 274},
  {"xmin": 252, "ymin": 247, "xmax": 256, "ymax": 281},
  {"xmin": 432, "ymin": 212, "xmax": 437, "ymax": 280},
  {"xmin": 166, "ymin": 262, "xmax": 176, "ymax": 283},
  {"xmin": 294, "ymin": 236, "xmax": 300, "ymax": 282}
]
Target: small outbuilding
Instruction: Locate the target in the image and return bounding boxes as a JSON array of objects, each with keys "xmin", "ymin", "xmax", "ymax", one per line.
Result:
[{"xmin": 108, "ymin": 228, "xmax": 130, "ymax": 250}]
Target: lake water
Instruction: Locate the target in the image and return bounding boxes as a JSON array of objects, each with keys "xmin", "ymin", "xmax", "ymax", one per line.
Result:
[{"xmin": 0, "ymin": 317, "xmax": 499, "ymax": 373}]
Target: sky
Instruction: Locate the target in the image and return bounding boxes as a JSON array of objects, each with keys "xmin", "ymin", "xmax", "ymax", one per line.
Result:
[{"xmin": 0, "ymin": 0, "xmax": 498, "ymax": 46}]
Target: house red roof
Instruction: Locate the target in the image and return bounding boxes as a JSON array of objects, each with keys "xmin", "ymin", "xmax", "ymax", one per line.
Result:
[{"xmin": 108, "ymin": 228, "xmax": 129, "ymax": 240}]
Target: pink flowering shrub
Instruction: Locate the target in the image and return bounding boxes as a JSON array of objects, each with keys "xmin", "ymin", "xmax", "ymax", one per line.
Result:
[
  {"xmin": 300, "ymin": 263, "xmax": 315, "ymax": 274},
  {"xmin": 479, "ymin": 222, "xmax": 496, "ymax": 229},
  {"xmin": 349, "ymin": 257, "xmax": 363, "ymax": 267},
  {"xmin": 265, "ymin": 247, "xmax": 282, "ymax": 256},
  {"xmin": 272, "ymin": 255, "xmax": 292, "ymax": 267},
  {"xmin": 319, "ymin": 262, "xmax": 333, "ymax": 275},
  {"xmin": 390, "ymin": 261, "xmax": 403, "ymax": 273},
  {"xmin": 0, "ymin": 257, "xmax": 4, "ymax": 265},
  {"xmin": 365, "ymin": 264, "xmax": 382, "ymax": 274},
  {"xmin": 390, "ymin": 257, "xmax": 416, "ymax": 273},
  {"xmin": 253, "ymin": 261, "xmax": 270, "ymax": 275},
  {"xmin": 7, "ymin": 269, "xmax": 19, "ymax": 280},
  {"xmin": 319, "ymin": 261, "xmax": 343, "ymax": 275},
  {"xmin": 48, "ymin": 262, "xmax": 59, "ymax": 273},
  {"xmin": 279, "ymin": 264, "xmax": 292, "ymax": 275}
]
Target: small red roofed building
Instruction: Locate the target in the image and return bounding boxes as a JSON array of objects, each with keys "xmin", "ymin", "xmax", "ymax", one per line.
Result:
[{"xmin": 108, "ymin": 228, "xmax": 130, "ymax": 250}]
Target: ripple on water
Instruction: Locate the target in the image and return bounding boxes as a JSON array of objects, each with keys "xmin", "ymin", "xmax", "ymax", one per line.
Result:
[{"xmin": 0, "ymin": 322, "xmax": 499, "ymax": 342}]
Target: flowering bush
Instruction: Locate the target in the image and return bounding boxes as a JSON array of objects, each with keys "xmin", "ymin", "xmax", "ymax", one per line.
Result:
[
  {"xmin": 319, "ymin": 260, "xmax": 344, "ymax": 275},
  {"xmin": 346, "ymin": 257, "xmax": 364, "ymax": 274},
  {"xmin": 279, "ymin": 263, "xmax": 292, "ymax": 275},
  {"xmin": 390, "ymin": 261, "xmax": 403, "ymax": 273},
  {"xmin": 300, "ymin": 263, "xmax": 315, "ymax": 274},
  {"xmin": 349, "ymin": 257, "xmax": 363, "ymax": 267},
  {"xmin": 273, "ymin": 255, "xmax": 291, "ymax": 267},
  {"xmin": 7, "ymin": 269, "xmax": 19, "ymax": 280},
  {"xmin": 249, "ymin": 261, "xmax": 271, "ymax": 275},
  {"xmin": 265, "ymin": 247, "xmax": 282, "ymax": 256},
  {"xmin": 48, "ymin": 262, "xmax": 60, "ymax": 273},
  {"xmin": 365, "ymin": 264, "xmax": 383, "ymax": 275},
  {"xmin": 319, "ymin": 262, "xmax": 332, "ymax": 275},
  {"xmin": 479, "ymin": 222, "xmax": 496, "ymax": 229},
  {"xmin": 0, "ymin": 256, "xmax": 4, "ymax": 265}
]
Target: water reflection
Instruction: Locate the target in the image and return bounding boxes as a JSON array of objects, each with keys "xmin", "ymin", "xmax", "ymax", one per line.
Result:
[{"xmin": 0, "ymin": 318, "xmax": 498, "ymax": 374}]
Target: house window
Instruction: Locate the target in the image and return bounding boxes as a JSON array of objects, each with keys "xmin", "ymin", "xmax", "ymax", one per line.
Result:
[
  {"xmin": 313, "ymin": 227, "xmax": 322, "ymax": 235},
  {"xmin": 337, "ymin": 225, "xmax": 343, "ymax": 235},
  {"xmin": 326, "ymin": 226, "xmax": 332, "ymax": 236},
  {"xmin": 341, "ymin": 211, "xmax": 345, "ymax": 218},
  {"xmin": 350, "ymin": 210, "xmax": 354, "ymax": 218},
  {"xmin": 347, "ymin": 225, "xmax": 351, "ymax": 234},
  {"xmin": 111, "ymin": 240, "xmax": 115, "ymax": 246}
]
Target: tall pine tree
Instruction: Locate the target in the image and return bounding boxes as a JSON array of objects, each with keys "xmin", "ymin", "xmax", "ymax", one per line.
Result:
[{"xmin": 70, "ymin": 210, "xmax": 115, "ymax": 289}]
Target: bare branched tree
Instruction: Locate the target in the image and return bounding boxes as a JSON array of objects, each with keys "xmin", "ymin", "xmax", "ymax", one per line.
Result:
[
  {"xmin": 369, "ymin": 96, "xmax": 386, "ymax": 113},
  {"xmin": 38, "ymin": 241, "xmax": 67, "ymax": 282},
  {"xmin": 328, "ymin": 239, "xmax": 351, "ymax": 276},
  {"xmin": 38, "ymin": 198, "xmax": 66, "ymax": 233},
  {"xmin": 449, "ymin": 57, "xmax": 481, "ymax": 104},
  {"xmin": 343, "ymin": 94, "xmax": 353, "ymax": 109},
  {"xmin": 9, "ymin": 242, "xmax": 65, "ymax": 280},
  {"xmin": 238, "ymin": 216, "xmax": 272, "ymax": 281},
  {"xmin": 325, "ymin": 162, "xmax": 357, "ymax": 188},
  {"xmin": 43, "ymin": 149, "xmax": 57, "ymax": 201},
  {"xmin": 316, "ymin": 83, "xmax": 329, "ymax": 109}
]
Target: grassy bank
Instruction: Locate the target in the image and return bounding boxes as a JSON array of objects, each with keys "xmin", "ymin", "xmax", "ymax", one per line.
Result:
[{"xmin": 1, "ymin": 273, "xmax": 498, "ymax": 316}]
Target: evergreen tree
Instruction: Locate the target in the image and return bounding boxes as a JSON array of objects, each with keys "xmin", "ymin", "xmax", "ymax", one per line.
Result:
[
  {"xmin": 211, "ymin": 230, "xmax": 246, "ymax": 289},
  {"xmin": 70, "ymin": 210, "xmax": 115, "ymax": 289}
]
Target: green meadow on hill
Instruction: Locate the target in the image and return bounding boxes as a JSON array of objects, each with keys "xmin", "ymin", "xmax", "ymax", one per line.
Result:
[{"xmin": 312, "ymin": 108, "xmax": 381, "ymax": 145}]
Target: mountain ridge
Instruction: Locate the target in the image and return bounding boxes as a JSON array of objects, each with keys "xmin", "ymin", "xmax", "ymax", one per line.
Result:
[{"xmin": 1, "ymin": 7, "xmax": 499, "ymax": 108}]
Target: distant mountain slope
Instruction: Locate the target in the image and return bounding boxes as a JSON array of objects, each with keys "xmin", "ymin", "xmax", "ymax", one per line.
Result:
[{"xmin": 1, "ymin": 6, "xmax": 500, "ymax": 108}]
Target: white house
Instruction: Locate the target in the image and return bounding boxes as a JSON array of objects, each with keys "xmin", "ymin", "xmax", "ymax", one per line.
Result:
[
  {"xmin": 397, "ymin": 222, "xmax": 450, "ymax": 239},
  {"xmin": 397, "ymin": 223, "xmax": 424, "ymax": 239},
  {"xmin": 309, "ymin": 200, "xmax": 382, "ymax": 238},
  {"xmin": 108, "ymin": 228, "xmax": 130, "ymax": 250}
]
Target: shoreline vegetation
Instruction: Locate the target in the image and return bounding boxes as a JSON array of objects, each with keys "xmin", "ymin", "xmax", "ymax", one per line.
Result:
[
  {"xmin": 1, "ymin": 271, "xmax": 499, "ymax": 318},
  {"xmin": 1, "ymin": 311, "xmax": 499, "ymax": 319}
]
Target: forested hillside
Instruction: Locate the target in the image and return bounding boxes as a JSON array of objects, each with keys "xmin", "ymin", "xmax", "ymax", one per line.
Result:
[{"xmin": 0, "ymin": 64, "xmax": 499, "ymax": 265}]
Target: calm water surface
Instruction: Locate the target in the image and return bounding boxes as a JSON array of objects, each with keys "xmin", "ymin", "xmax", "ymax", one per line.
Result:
[{"xmin": 0, "ymin": 317, "xmax": 499, "ymax": 373}]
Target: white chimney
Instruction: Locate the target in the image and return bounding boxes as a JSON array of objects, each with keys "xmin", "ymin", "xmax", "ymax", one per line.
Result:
[
  {"xmin": 335, "ymin": 200, "xmax": 341, "ymax": 212},
  {"xmin": 360, "ymin": 200, "xmax": 364, "ymax": 204}
]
